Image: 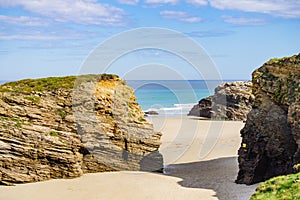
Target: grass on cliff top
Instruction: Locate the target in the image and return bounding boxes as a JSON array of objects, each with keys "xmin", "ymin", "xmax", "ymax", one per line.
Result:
[
  {"xmin": 266, "ymin": 54, "xmax": 300, "ymax": 66},
  {"xmin": 250, "ymin": 172, "xmax": 300, "ymax": 200},
  {"xmin": 0, "ymin": 74, "xmax": 119, "ymax": 93}
]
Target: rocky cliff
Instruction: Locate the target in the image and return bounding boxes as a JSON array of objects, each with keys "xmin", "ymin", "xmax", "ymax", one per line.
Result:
[
  {"xmin": 0, "ymin": 74, "xmax": 163, "ymax": 185},
  {"xmin": 188, "ymin": 81, "xmax": 254, "ymax": 121},
  {"xmin": 236, "ymin": 54, "xmax": 300, "ymax": 185}
]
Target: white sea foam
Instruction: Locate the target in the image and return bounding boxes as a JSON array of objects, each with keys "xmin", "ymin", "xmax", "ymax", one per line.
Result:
[
  {"xmin": 145, "ymin": 103, "xmax": 195, "ymax": 117},
  {"xmin": 173, "ymin": 103, "xmax": 195, "ymax": 108}
]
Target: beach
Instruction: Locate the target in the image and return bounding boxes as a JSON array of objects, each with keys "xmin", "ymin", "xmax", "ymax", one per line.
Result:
[{"xmin": 0, "ymin": 117, "xmax": 258, "ymax": 200}]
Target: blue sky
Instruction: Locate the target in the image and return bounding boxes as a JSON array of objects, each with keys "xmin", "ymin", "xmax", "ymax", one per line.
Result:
[{"xmin": 0, "ymin": 0, "xmax": 300, "ymax": 80}]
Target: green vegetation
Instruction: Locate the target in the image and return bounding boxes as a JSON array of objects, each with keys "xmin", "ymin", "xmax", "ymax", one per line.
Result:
[
  {"xmin": 266, "ymin": 57, "xmax": 285, "ymax": 66},
  {"xmin": 253, "ymin": 70, "xmax": 263, "ymax": 79},
  {"xmin": 0, "ymin": 74, "xmax": 119, "ymax": 94},
  {"xmin": 250, "ymin": 172, "xmax": 300, "ymax": 200},
  {"xmin": 266, "ymin": 58, "xmax": 299, "ymax": 104},
  {"xmin": 0, "ymin": 76, "xmax": 76, "ymax": 93},
  {"xmin": 107, "ymin": 115, "xmax": 114, "ymax": 121},
  {"xmin": 265, "ymin": 54, "xmax": 300, "ymax": 68},
  {"xmin": 273, "ymin": 81, "xmax": 283, "ymax": 103},
  {"xmin": 138, "ymin": 117, "xmax": 146, "ymax": 122},
  {"xmin": 24, "ymin": 95, "xmax": 41, "ymax": 104},
  {"xmin": 15, "ymin": 121, "xmax": 22, "ymax": 129},
  {"xmin": 49, "ymin": 131, "xmax": 59, "ymax": 137},
  {"xmin": 58, "ymin": 110, "xmax": 67, "ymax": 119},
  {"xmin": 59, "ymin": 139, "xmax": 69, "ymax": 146},
  {"xmin": 271, "ymin": 75, "xmax": 299, "ymax": 104},
  {"xmin": 0, "ymin": 115, "xmax": 24, "ymax": 129}
]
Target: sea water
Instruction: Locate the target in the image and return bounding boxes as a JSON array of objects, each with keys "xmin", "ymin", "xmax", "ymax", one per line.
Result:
[
  {"xmin": 127, "ymin": 80, "xmax": 226, "ymax": 117},
  {"xmin": 0, "ymin": 79, "xmax": 236, "ymax": 117}
]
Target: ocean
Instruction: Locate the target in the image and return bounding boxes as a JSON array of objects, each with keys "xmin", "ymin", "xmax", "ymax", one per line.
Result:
[
  {"xmin": 0, "ymin": 79, "xmax": 237, "ymax": 117},
  {"xmin": 127, "ymin": 80, "xmax": 226, "ymax": 117}
]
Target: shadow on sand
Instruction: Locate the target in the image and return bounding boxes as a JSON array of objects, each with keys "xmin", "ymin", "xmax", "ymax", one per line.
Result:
[{"xmin": 164, "ymin": 157, "xmax": 258, "ymax": 200}]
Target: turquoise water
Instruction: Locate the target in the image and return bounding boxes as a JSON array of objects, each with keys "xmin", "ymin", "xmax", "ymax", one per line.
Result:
[
  {"xmin": 127, "ymin": 80, "xmax": 225, "ymax": 116},
  {"xmin": 0, "ymin": 79, "xmax": 237, "ymax": 117}
]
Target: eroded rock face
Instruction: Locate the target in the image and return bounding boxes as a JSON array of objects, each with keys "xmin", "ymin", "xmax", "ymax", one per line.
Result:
[
  {"xmin": 0, "ymin": 74, "xmax": 163, "ymax": 185},
  {"xmin": 188, "ymin": 81, "xmax": 254, "ymax": 121},
  {"xmin": 236, "ymin": 54, "xmax": 300, "ymax": 185}
]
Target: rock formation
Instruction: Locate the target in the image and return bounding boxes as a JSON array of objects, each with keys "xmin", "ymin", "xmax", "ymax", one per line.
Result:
[
  {"xmin": 0, "ymin": 74, "xmax": 163, "ymax": 185},
  {"xmin": 236, "ymin": 54, "xmax": 300, "ymax": 185},
  {"xmin": 188, "ymin": 81, "xmax": 254, "ymax": 121}
]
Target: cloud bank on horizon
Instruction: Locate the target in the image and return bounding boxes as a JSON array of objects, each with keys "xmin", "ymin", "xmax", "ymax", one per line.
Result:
[{"xmin": 0, "ymin": 0, "xmax": 300, "ymax": 80}]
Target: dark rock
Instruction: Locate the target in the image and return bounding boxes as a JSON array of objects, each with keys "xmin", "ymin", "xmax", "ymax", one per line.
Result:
[
  {"xmin": 188, "ymin": 81, "xmax": 254, "ymax": 121},
  {"xmin": 144, "ymin": 110, "xmax": 159, "ymax": 115},
  {"xmin": 236, "ymin": 54, "xmax": 300, "ymax": 185},
  {"xmin": 188, "ymin": 97, "xmax": 212, "ymax": 118}
]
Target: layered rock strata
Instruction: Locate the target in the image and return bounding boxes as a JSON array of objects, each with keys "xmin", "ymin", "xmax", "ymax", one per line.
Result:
[
  {"xmin": 0, "ymin": 74, "xmax": 163, "ymax": 185},
  {"xmin": 188, "ymin": 81, "xmax": 254, "ymax": 121}
]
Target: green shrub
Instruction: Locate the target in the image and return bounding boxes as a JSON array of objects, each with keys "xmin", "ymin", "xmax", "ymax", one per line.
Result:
[{"xmin": 251, "ymin": 172, "xmax": 300, "ymax": 200}]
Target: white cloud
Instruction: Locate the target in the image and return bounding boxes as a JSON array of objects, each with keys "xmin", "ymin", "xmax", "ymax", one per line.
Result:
[
  {"xmin": 0, "ymin": 25, "xmax": 89, "ymax": 41},
  {"xmin": 160, "ymin": 10, "xmax": 202, "ymax": 23},
  {"xmin": 118, "ymin": 0, "xmax": 139, "ymax": 5},
  {"xmin": 0, "ymin": 34, "xmax": 68, "ymax": 40},
  {"xmin": 209, "ymin": 0, "xmax": 300, "ymax": 18},
  {"xmin": 0, "ymin": 15, "xmax": 48, "ymax": 26},
  {"xmin": 0, "ymin": 0, "xmax": 126, "ymax": 26},
  {"xmin": 185, "ymin": 0, "xmax": 208, "ymax": 6},
  {"xmin": 186, "ymin": 30, "xmax": 234, "ymax": 37},
  {"xmin": 144, "ymin": 0, "xmax": 178, "ymax": 4},
  {"xmin": 222, "ymin": 15, "xmax": 265, "ymax": 25}
]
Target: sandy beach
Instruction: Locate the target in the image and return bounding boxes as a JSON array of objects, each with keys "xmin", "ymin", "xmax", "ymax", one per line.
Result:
[{"xmin": 0, "ymin": 117, "xmax": 258, "ymax": 200}]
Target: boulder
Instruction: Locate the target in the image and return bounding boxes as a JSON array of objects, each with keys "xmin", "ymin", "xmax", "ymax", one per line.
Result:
[
  {"xmin": 144, "ymin": 110, "xmax": 159, "ymax": 115},
  {"xmin": 188, "ymin": 81, "xmax": 254, "ymax": 121}
]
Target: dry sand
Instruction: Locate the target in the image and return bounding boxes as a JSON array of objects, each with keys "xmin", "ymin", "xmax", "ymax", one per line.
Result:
[{"xmin": 0, "ymin": 117, "xmax": 258, "ymax": 200}]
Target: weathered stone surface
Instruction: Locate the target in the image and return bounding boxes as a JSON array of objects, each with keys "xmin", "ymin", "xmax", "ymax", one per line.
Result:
[
  {"xmin": 188, "ymin": 81, "xmax": 254, "ymax": 121},
  {"xmin": 0, "ymin": 74, "xmax": 163, "ymax": 185},
  {"xmin": 236, "ymin": 54, "xmax": 300, "ymax": 185}
]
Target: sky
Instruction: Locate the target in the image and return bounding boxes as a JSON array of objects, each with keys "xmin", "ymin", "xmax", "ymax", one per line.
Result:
[{"xmin": 0, "ymin": 0, "xmax": 300, "ymax": 81}]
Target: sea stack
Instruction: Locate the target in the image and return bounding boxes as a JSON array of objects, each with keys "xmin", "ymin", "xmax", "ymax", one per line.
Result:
[
  {"xmin": 236, "ymin": 54, "xmax": 300, "ymax": 185},
  {"xmin": 188, "ymin": 81, "xmax": 254, "ymax": 121},
  {"xmin": 0, "ymin": 74, "xmax": 163, "ymax": 185}
]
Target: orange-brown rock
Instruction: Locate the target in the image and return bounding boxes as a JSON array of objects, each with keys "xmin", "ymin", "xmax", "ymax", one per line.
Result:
[{"xmin": 0, "ymin": 74, "xmax": 163, "ymax": 185}]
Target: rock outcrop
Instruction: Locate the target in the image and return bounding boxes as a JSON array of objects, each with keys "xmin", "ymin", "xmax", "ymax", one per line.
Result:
[
  {"xmin": 188, "ymin": 81, "xmax": 254, "ymax": 121},
  {"xmin": 236, "ymin": 54, "xmax": 300, "ymax": 185},
  {"xmin": 0, "ymin": 74, "xmax": 163, "ymax": 185}
]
